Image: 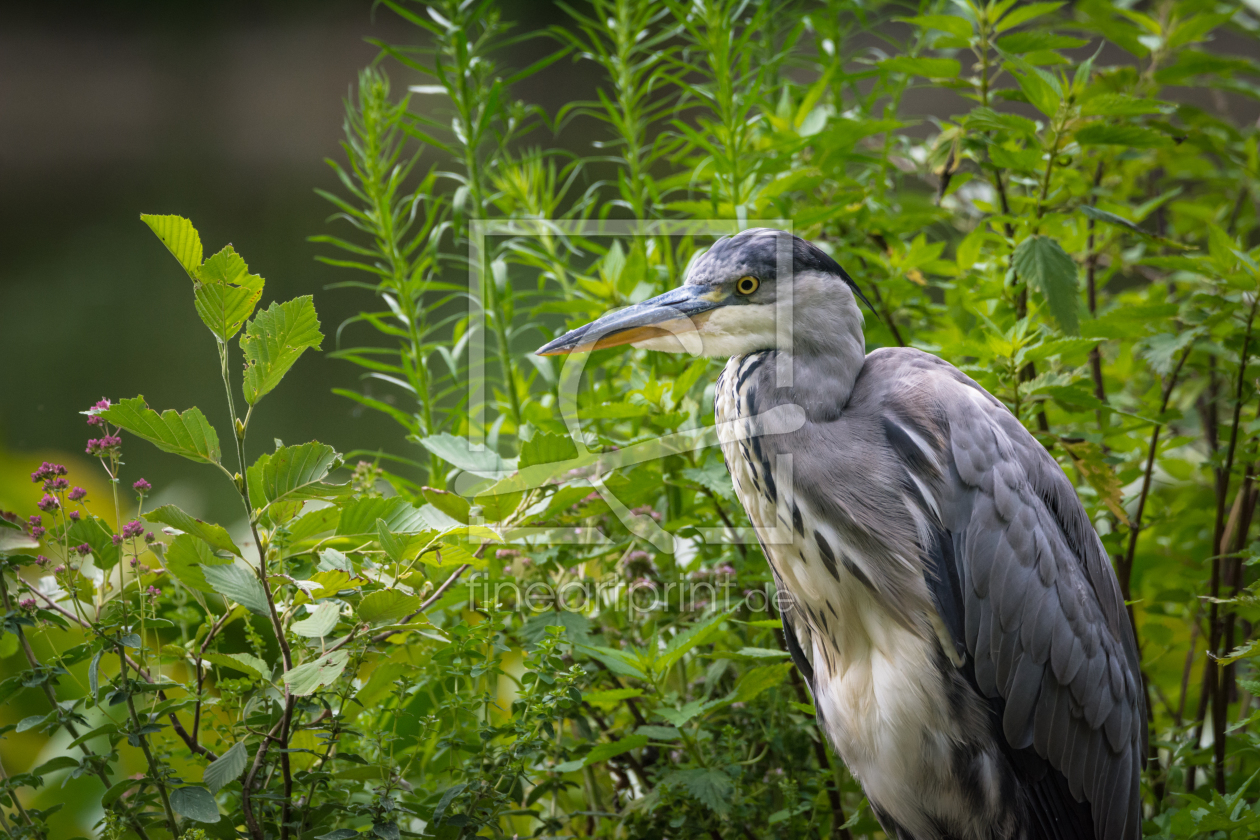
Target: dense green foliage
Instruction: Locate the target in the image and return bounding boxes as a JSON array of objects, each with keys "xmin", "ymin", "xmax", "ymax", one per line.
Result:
[{"xmin": 5, "ymin": 0, "xmax": 1260, "ymax": 838}]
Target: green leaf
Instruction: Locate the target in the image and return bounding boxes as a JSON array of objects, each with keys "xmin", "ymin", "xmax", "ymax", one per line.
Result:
[
  {"xmin": 336, "ymin": 497, "xmax": 435, "ymax": 536},
  {"xmin": 896, "ymin": 14, "xmax": 972, "ymax": 40},
  {"xmin": 1012, "ymin": 236, "xmax": 1079, "ymax": 335},
  {"xmin": 283, "ymin": 650, "xmax": 350, "ymax": 696},
  {"xmin": 416, "ymin": 432, "xmax": 516, "ymax": 477},
  {"xmin": 194, "ymin": 246, "xmax": 265, "ymax": 341},
  {"xmin": 1009, "ymin": 64, "xmax": 1061, "ymax": 116},
  {"xmin": 29, "ymin": 756, "xmax": 79, "ymax": 777},
  {"xmin": 655, "ymin": 610, "xmax": 733, "ymax": 675},
  {"xmin": 203, "ymin": 741, "xmax": 249, "ymax": 794},
  {"xmin": 665, "ymin": 767, "xmax": 734, "ymax": 816},
  {"xmin": 146, "ymin": 504, "xmax": 241, "ymax": 557},
  {"xmin": 731, "ymin": 662, "xmax": 794, "ymax": 703},
  {"xmin": 576, "ymin": 644, "xmax": 649, "ymax": 681},
  {"xmin": 879, "ymin": 56, "xmax": 961, "ymax": 79},
  {"xmin": 357, "ymin": 590, "xmax": 421, "ymax": 625},
  {"xmin": 635, "ymin": 725, "xmax": 680, "ymax": 741},
  {"xmin": 203, "ymin": 652, "xmax": 270, "ymax": 680},
  {"xmin": 376, "ymin": 519, "xmax": 408, "ymax": 563},
  {"xmin": 162, "ymin": 534, "xmax": 232, "ymax": 594},
  {"xmin": 519, "ymin": 431, "xmax": 579, "ymax": 468},
  {"xmin": 201, "ymin": 561, "xmax": 270, "ymax": 616},
  {"xmin": 995, "ymin": 1, "xmax": 1063, "ymax": 32},
  {"xmin": 240, "ymin": 296, "xmax": 323, "ymax": 405},
  {"xmin": 170, "ymin": 785, "xmax": 220, "ymax": 823},
  {"xmin": 1075, "ymin": 124, "xmax": 1170, "ymax": 147},
  {"xmin": 141, "ymin": 214, "xmax": 203, "ymax": 274},
  {"xmin": 100, "ymin": 397, "xmax": 221, "ymax": 465},
  {"xmin": 67, "ymin": 515, "xmax": 120, "ymax": 571},
  {"xmin": 247, "ymin": 442, "xmax": 349, "ymax": 510},
  {"xmin": 291, "ymin": 602, "xmax": 341, "ymax": 638},
  {"xmin": 555, "ymin": 734, "xmax": 649, "ymax": 773},
  {"xmin": 422, "ymin": 487, "xmax": 470, "ymax": 524}
]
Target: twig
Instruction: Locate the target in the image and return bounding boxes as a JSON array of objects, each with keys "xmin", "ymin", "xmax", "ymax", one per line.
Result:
[
  {"xmin": 118, "ymin": 644, "xmax": 179, "ymax": 834},
  {"xmin": 1119, "ymin": 343, "xmax": 1194, "ymax": 608}
]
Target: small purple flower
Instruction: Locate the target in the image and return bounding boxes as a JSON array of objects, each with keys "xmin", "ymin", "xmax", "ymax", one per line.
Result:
[
  {"xmin": 626, "ymin": 550, "xmax": 650, "ymax": 563},
  {"xmin": 30, "ymin": 462, "xmax": 67, "ymax": 483},
  {"xmin": 129, "ymin": 557, "xmax": 140, "ymax": 568},
  {"xmin": 85, "ymin": 439, "xmax": 102, "ymax": 455},
  {"xmin": 68, "ymin": 487, "xmax": 87, "ymax": 501},
  {"xmin": 122, "ymin": 520, "xmax": 144, "ymax": 539},
  {"xmin": 74, "ymin": 543, "xmax": 91, "ymax": 557},
  {"xmin": 112, "ymin": 534, "xmax": 123, "ymax": 546},
  {"xmin": 132, "ymin": 478, "xmax": 151, "ymax": 494},
  {"xmin": 29, "ymin": 515, "xmax": 41, "ymax": 528},
  {"xmin": 32, "ymin": 526, "xmax": 45, "ymax": 538},
  {"xmin": 43, "ymin": 477, "xmax": 70, "ymax": 493},
  {"xmin": 145, "ymin": 585, "xmax": 161, "ymax": 600},
  {"xmin": 19, "ymin": 598, "xmax": 36, "ymax": 610},
  {"xmin": 68, "ymin": 512, "xmax": 80, "ymax": 522},
  {"xmin": 53, "ymin": 565, "xmax": 65, "ymax": 574},
  {"xmin": 37, "ymin": 494, "xmax": 59, "ymax": 513},
  {"xmin": 35, "ymin": 555, "xmax": 49, "ymax": 567},
  {"xmin": 715, "ymin": 564, "xmax": 737, "ymax": 577},
  {"xmin": 144, "ymin": 531, "xmax": 156, "ymax": 543},
  {"xmin": 496, "ymin": 548, "xmax": 521, "ymax": 560}
]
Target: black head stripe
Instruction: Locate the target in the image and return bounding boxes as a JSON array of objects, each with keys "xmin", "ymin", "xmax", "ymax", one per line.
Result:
[{"xmin": 692, "ymin": 228, "xmax": 878, "ymax": 314}]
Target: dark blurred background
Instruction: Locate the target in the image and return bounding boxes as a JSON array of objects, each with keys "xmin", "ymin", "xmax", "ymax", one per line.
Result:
[{"xmin": 0, "ymin": 1, "xmax": 575, "ymax": 526}]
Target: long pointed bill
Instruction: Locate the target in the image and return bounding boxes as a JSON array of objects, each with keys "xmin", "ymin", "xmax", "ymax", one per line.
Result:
[{"xmin": 536, "ymin": 285, "xmax": 726, "ymax": 356}]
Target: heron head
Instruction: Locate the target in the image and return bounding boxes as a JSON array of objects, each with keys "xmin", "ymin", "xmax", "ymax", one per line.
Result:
[{"xmin": 536, "ymin": 228, "xmax": 870, "ymax": 359}]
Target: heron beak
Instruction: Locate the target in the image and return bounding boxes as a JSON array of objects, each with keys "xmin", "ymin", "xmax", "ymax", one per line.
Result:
[{"xmin": 536, "ymin": 285, "xmax": 727, "ymax": 356}]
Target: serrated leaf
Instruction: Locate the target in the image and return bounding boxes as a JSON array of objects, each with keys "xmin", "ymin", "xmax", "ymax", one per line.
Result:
[
  {"xmin": 583, "ymin": 687, "xmax": 644, "ymax": 707},
  {"xmin": 194, "ymin": 246, "xmax": 265, "ymax": 341},
  {"xmin": 1075, "ymin": 124, "xmax": 1170, "ymax": 147},
  {"xmin": 100, "ymin": 397, "xmax": 221, "ymax": 465},
  {"xmin": 519, "ymin": 432, "xmax": 579, "ymax": 468},
  {"xmin": 665, "ymin": 767, "xmax": 733, "ymax": 816},
  {"xmin": 357, "ymin": 590, "xmax": 421, "ymax": 625},
  {"xmin": 141, "ymin": 214, "xmax": 203, "ymax": 274},
  {"xmin": 422, "ymin": 487, "xmax": 470, "ymax": 524},
  {"xmin": 336, "ymin": 497, "xmax": 434, "ymax": 536},
  {"xmin": 247, "ymin": 442, "xmax": 349, "ymax": 511},
  {"xmin": 203, "ymin": 741, "xmax": 249, "ymax": 793},
  {"xmin": 291, "ymin": 602, "xmax": 341, "ymax": 638},
  {"xmin": 163, "ymin": 534, "xmax": 232, "ymax": 594},
  {"xmin": 1012, "ymin": 236, "xmax": 1079, "ymax": 335},
  {"xmin": 146, "ymin": 504, "xmax": 241, "ymax": 556},
  {"xmin": 202, "ymin": 561, "xmax": 270, "ymax": 615},
  {"xmin": 1061, "ymin": 440, "xmax": 1128, "ymax": 523},
  {"xmin": 67, "ymin": 514, "xmax": 120, "ymax": 571},
  {"xmin": 170, "ymin": 785, "xmax": 220, "ymax": 823},
  {"xmin": 241, "ymin": 296, "xmax": 323, "ymax": 405},
  {"xmin": 283, "ymin": 650, "xmax": 350, "ymax": 696},
  {"xmin": 203, "ymin": 652, "xmax": 270, "ymax": 680}
]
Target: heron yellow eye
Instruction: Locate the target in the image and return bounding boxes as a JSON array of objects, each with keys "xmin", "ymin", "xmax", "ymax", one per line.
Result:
[{"xmin": 735, "ymin": 276, "xmax": 760, "ymax": 296}]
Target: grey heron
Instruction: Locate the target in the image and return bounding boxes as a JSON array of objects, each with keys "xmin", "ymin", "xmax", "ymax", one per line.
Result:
[{"xmin": 537, "ymin": 228, "xmax": 1145, "ymax": 840}]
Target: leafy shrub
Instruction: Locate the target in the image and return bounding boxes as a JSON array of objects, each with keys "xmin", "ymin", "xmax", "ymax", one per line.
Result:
[{"xmin": 6, "ymin": 0, "xmax": 1260, "ymax": 838}]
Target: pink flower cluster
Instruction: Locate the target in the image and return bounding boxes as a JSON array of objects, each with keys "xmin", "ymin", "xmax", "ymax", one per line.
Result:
[
  {"xmin": 85, "ymin": 398, "xmax": 111, "ymax": 426},
  {"xmin": 31, "ymin": 462, "xmax": 67, "ymax": 483},
  {"xmin": 85, "ymin": 434, "xmax": 122, "ymax": 456},
  {"xmin": 122, "ymin": 520, "xmax": 144, "ymax": 539}
]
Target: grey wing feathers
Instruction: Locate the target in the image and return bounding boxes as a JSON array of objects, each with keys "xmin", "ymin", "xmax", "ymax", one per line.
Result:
[{"xmin": 883, "ymin": 349, "xmax": 1146, "ymax": 840}]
